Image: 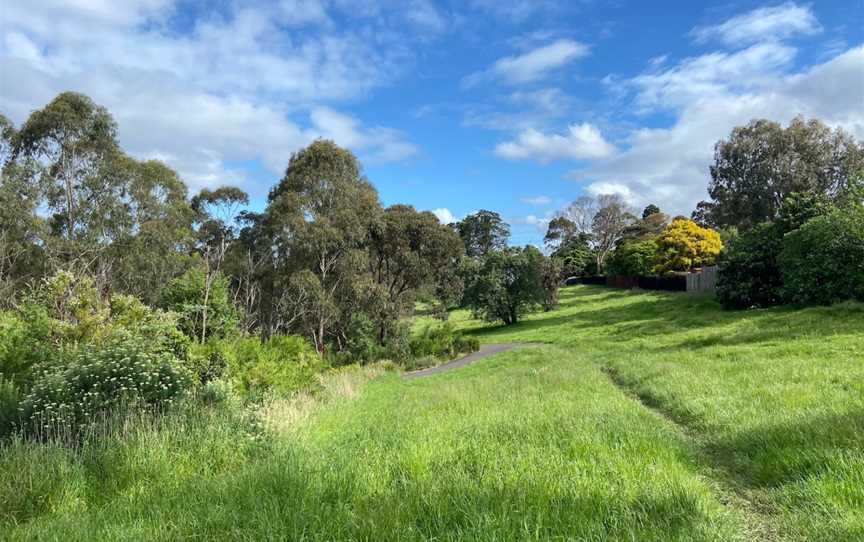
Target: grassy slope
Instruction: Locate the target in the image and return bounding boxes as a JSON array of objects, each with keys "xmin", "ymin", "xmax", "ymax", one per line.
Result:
[
  {"xmin": 452, "ymin": 286, "xmax": 864, "ymax": 541},
  {"xmin": 4, "ymin": 286, "xmax": 862, "ymax": 541}
]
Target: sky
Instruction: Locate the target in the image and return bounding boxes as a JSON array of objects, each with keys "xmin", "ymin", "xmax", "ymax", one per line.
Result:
[{"xmin": 1, "ymin": 1, "xmax": 862, "ymax": 246}]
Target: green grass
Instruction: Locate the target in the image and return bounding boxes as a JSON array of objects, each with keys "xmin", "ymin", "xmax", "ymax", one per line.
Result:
[{"xmin": 3, "ymin": 286, "xmax": 862, "ymax": 540}]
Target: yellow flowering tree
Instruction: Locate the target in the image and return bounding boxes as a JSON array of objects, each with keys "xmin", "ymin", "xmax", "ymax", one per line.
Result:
[{"xmin": 653, "ymin": 218, "xmax": 723, "ymax": 274}]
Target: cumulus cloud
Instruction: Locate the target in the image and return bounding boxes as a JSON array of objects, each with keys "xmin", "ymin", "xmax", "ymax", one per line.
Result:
[
  {"xmin": 0, "ymin": 0, "xmax": 425, "ymax": 195},
  {"xmin": 571, "ymin": 45, "xmax": 864, "ymax": 216},
  {"xmin": 495, "ymin": 123, "xmax": 616, "ymax": 163},
  {"xmin": 432, "ymin": 208, "xmax": 457, "ymax": 224},
  {"xmin": 691, "ymin": 3, "xmax": 821, "ymax": 47},
  {"xmin": 463, "ymin": 39, "xmax": 589, "ymax": 87}
]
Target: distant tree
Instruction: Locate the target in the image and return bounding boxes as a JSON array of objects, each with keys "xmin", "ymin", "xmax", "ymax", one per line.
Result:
[
  {"xmin": 190, "ymin": 186, "xmax": 249, "ymax": 341},
  {"xmin": 716, "ymin": 192, "xmax": 837, "ymax": 310},
  {"xmin": 456, "ymin": 210, "xmax": 510, "ymax": 257},
  {"xmin": 543, "ymin": 216, "xmax": 578, "ymax": 250},
  {"xmin": 642, "ymin": 204, "xmax": 661, "ymax": 219},
  {"xmin": 367, "ymin": 204, "xmax": 464, "ymax": 341},
  {"xmin": 653, "ymin": 218, "xmax": 722, "ymax": 275},
  {"xmin": 462, "ymin": 246, "xmax": 548, "ymax": 325},
  {"xmin": 702, "ymin": 117, "xmax": 864, "ymax": 229},
  {"xmin": 13, "ymin": 92, "xmax": 119, "ymax": 248},
  {"xmin": 591, "ymin": 194, "xmax": 636, "ymax": 273}
]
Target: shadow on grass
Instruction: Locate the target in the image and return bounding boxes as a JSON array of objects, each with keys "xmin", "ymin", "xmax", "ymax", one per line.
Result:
[{"xmin": 465, "ymin": 286, "xmax": 863, "ymax": 353}]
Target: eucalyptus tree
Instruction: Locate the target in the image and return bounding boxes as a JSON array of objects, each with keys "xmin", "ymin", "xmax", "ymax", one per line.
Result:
[
  {"xmin": 264, "ymin": 140, "xmax": 381, "ymax": 353},
  {"xmin": 455, "ymin": 210, "xmax": 510, "ymax": 257}
]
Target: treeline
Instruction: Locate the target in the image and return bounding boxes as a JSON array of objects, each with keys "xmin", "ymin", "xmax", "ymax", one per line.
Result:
[
  {"xmin": 0, "ymin": 93, "xmax": 559, "ymax": 438},
  {"xmin": 541, "ymin": 117, "xmax": 864, "ymax": 309}
]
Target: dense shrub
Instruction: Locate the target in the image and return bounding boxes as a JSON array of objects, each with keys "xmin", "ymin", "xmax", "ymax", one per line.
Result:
[
  {"xmin": 158, "ymin": 268, "xmax": 238, "ymax": 341},
  {"xmin": 20, "ymin": 335, "xmax": 190, "ymax": 437},
  {"xmin": 716, "ymin": 193, "xmax": 838, "ymax": 310},
  {"xmin": 716, "ymin": 223, "xmax": 784, "ymax": 309},
  {"xmin": 606, "ymin": 240, "xmax": 657, "ymax": 277},
  {"xmin": 0, "ymin": 311, "xmax": 51, "ymax": 386},
  {"xmin": 780, "ymin": 206, "xmax": 864, "ymax": 305},
  {"xmin": 187, "ymin": 339, "xmax": 232, "ymax": 385},
  {"xmin": 410, "ymin": 322, "xmax": 479, "ymax": 360},
  {"xmin": 229, "ymin": 335, "xmax": 324, "ymax": 396},
  {"xmin": 0, "ymin": 377, "xmax": 22, "ymax": 437}
]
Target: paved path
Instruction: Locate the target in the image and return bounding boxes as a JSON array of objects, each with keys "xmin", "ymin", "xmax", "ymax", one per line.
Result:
[{"xmin": 403, "ymin": 343, "xmax": 521, "ymax": 380}]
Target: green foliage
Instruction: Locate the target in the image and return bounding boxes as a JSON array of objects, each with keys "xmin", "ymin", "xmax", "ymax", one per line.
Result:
[
  {"xmin": 455, "ymin": 210, "xmax": 510, "ymax": 258},
  {"xmin": 716, "ymin": 193, "xmax": 837, "ymax": 310},
  {"xmin": 187, "ymin": 339, "xmax": 232, "ymax": 385},
  {"xmin": 158, "ymin": 267, "xmax": 238, "ymax": 341},
  {"xmin": 20, "ymin": 335, "xmax": 190, "ymax": 437},
  {"xmin": 702, "ymin": 117, "xmax": 864, "ymax": 229},
  {"xmin": 653, "ymin": 218, "xmax": 722, "ymax": 275},
  {"xmin": 229, "ymin": 335, "xmax": 324, "ymax": 396},
  {"xmin": 409, "ymin": 321, "xmax": 479, "ymax": 361},
  {"xmin": 780, "ymin": 205, "xmax": 864, "ymax": 305},
  {"xmin": 0, "ymin": 377, "xmax": 22, "ymax": 437},
  {"xmin": 462, "ymin": 246, "xmax": 549, "ymax": 325},
  {"xmin": 716, "ymin": 222, "xmax": 784, "ymax": 309},
  {"xmin": 606, "ymin": 240, "xmax": 658, "ymax": 276}
]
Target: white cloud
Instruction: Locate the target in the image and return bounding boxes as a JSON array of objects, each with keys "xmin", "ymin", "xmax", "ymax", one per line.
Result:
[
  {"xmin": 571, "ymin": 45, "xmax": 864, "ymax": 217},
  {"xmin": 463, "ymin": 39, "xmax": 589, "ymax": 87},
  {"xmin": 521, "ymin": 195, "xmax": 552, "ymax": 206},
  {"xmin": 692, "ymin": 3, "xmax": 821, "ymax": 47},
  {"xmin": 0, "ymin": 0, "xmax": 425, "ymax": 195},
  {"xmin": 630, "ymin": 42, "xmax": 797, "ymax": 111},
  {"xmin": 495, "ymin": 123, "xmax": 616, "ymax": 163},
  {"xmin": 432, "ymin": 208, "xmax": 457, "ymax": 224}
]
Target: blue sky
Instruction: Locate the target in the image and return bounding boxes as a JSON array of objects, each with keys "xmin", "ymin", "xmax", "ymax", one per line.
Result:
[{"xmin": 2, "ymin": 1, "xmax": 862, "ymax": 245}]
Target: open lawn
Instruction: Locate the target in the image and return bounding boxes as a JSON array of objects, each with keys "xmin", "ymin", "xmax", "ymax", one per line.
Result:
[{"xmin": 3, "ymin": 286, "xmax": 862, "ymax": 541}]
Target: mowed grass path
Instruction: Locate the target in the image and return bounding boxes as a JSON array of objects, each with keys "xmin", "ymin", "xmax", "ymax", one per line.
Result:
[{"xmin": 4, "ymin": 286, "xmax": 862, "ymax": 540}]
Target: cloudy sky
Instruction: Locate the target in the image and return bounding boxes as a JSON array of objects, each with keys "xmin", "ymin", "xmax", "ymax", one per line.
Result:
[{"xmin": 1, "ymin": 1, "xmax": 862, "ymax": 244}]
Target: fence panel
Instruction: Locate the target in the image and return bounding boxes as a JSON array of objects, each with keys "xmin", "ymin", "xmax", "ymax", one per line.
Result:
[{"xmin": 686, "ymin": 266, "xmax": 718, "ymax": 294}]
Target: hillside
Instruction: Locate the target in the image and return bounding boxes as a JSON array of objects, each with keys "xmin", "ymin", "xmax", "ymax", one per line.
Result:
[{"xmin": 4, "ymin": 286, "xmax": 861, "ymax": 541}]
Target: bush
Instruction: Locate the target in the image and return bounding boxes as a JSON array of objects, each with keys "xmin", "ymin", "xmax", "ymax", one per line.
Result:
[
  {"xmin": 0, "ymin": 377, "xmax": 22, "ymax": 438},
  {"xmin": 229, "ymin": 335, "xmax": 324, "ymax": 396},
  {"xmin": 20, "ymin": 335, "xmax": 190, "ymax": 438},
  {"xmin": 158, "ymin": 268, "xmax": 238, "ymax": 341},
  {"xmin": 716, "ymin": 222, "xmax": 784, "ymax": 309},
  {"xmin": 187, "ymin": 339, "xmax": 232, "ymax": 385},
  {"xmin": 410, "ymin": 322, "xmax": 479, "ymax": 361},
  {"xmin": 780, "ymin": 206, "xmax": 864, "ymax": 305},
  {"xmin": 606, "ymin": 240, "xmax": 657, "ymax": 277}
]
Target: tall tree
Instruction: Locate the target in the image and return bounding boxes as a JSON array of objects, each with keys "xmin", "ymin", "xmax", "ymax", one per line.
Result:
[
  {"xmin": 13, "ymin": 92, "xmax": 119, "ymax": 249},
  {"xmin": 591, "ymin": 194, "xmax": 636, "ymax": 273},
  {"xmin": 701, "ymin": 117, "xmax": 864, "ymax": 229},
  {"xmin": 190, "ymin": 186, "xmax": 249, "ymax": 341},
  {"xmin": 367, "ymin": 204, "xmax": 464, "ymax": 341},
  {"xmin": 264, "ymin": 140, "xmax": 381, "ymax": 352},
  {"xmin": 456, "ymin": 210, "xmax": 510, "ymax": 257}
]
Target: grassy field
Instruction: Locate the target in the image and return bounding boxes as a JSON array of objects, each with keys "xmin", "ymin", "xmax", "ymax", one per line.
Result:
[{"xmin": 2, "ymin": 286, "xmax": 862, "ymax": 540}]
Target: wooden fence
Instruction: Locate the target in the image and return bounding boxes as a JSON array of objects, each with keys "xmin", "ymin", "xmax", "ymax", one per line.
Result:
[
  {"xmin": 567, "ymin": 266, "xmax": 719, "ymax": 295},
  {"xmin": 685, "ymin": 266, "xmax": 718, "ymax": 294}
]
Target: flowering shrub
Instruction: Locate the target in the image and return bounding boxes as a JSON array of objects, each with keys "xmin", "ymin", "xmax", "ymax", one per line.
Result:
[{"xmin": 20, "ymin": 335, "xmax": 190, "ymax": 436}]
